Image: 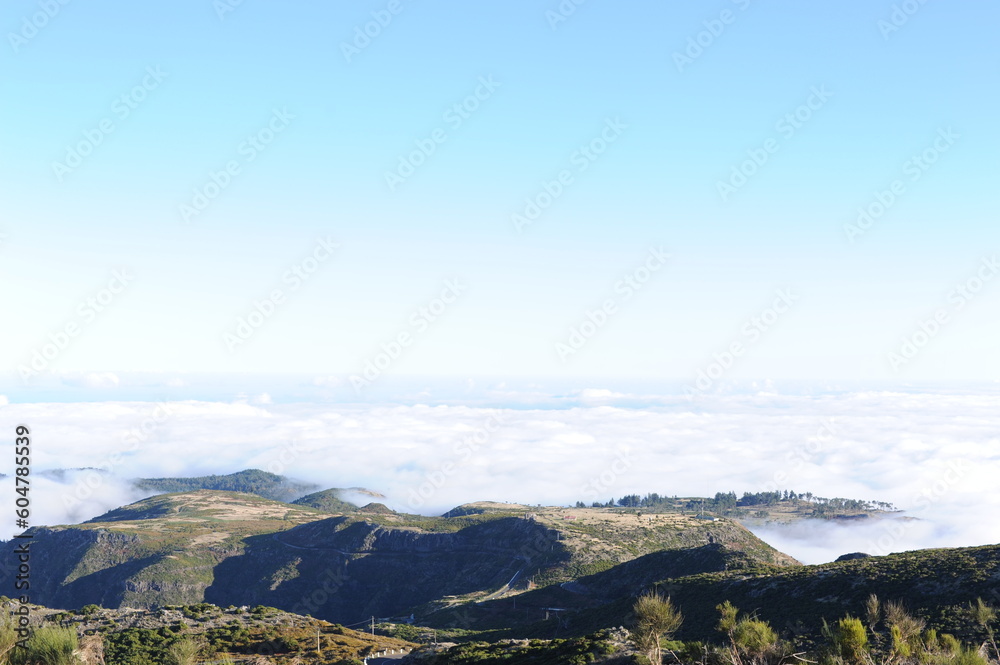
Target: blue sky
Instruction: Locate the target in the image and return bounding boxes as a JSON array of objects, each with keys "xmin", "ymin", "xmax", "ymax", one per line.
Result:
[{"xmin": 2, "ymin": 0, "xmax": 999, "ymax": 388}]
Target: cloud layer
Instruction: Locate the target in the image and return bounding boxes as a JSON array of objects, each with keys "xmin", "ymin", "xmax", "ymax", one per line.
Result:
[{"xmin": 2, "ymin": 388, "xmax": 998, "ymax": 564}]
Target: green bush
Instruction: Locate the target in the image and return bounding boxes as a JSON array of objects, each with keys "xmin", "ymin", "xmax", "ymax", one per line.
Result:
[
  {"xmin": 732, "ymin": 618, "xmax": 777, "ymax": 655},
  {"xmin": 827, "ymin": 616, "xmax": 868, "ymax": 665},
  {"xmin": 952, "ymin": 646, "xmax": 990, "ymax": 665},
  {"xmin": 0, "ymin": 617, "xmax": 19, "ymax": 663},
  {"xmin": 167, "ymin": 638, "xmax": 201, "ymax": 665},
  {"xmin": 11, "ymin": 626, "xmax": 78, "ymax": 665}
]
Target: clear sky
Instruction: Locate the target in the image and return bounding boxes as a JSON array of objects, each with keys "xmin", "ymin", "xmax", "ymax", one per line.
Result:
[{"xmin": 2, "ymin": 0, "xmax": 999, "ymax": 388}]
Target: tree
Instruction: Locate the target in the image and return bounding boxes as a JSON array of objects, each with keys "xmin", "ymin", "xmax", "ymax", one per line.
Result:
[
  {"xmin": 619, "ymin": 494, "xmax": 642, "ymax": 508},
  {"xmin": 713, "ymin": 492, "xmax": 738, "ymax": 510},
  {"xmin": 630, "ymin": 590, "xmax": 683, "ymax": 665}
]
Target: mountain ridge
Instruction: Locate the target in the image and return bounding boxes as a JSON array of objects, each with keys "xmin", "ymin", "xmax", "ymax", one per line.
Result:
[{"xmin": 1, "ymin": 489, "xmax": 796, "ymax": 626}]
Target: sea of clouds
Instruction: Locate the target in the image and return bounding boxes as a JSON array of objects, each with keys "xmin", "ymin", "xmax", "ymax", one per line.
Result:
[{"xmin": 1, "ymin": 384, "xmax": 998, "ymax": 565}]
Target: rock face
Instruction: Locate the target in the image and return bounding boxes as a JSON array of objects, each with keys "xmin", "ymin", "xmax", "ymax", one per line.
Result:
[
  {"xmin": 10, "ymin": 527, "xmax": 210, "ymax": 609},
  {"xmin": 207, "ymin": 516, "xmax": 567, "ymax": 623},
  {"xmin": 836, "ymin": 552, "xmax": 872, "ymax": 562}
]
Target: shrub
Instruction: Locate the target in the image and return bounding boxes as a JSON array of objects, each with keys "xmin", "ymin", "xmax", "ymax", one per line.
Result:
[
  {"xmin": 11, "ymin": 626, "xmax": 78, "ymax": 665},
  {"xmin": 167, "ymin": 638, "xmax": 201, "ymax": 665},
  {"xmin": 733, "ymin": 618, "xmax": 777, "ymax": 656},
  {"xmin": 717, "ymin": 601, "xmax": 782, "ymax": 665},
  {"xmin": 826, "ymin": 616, "xmax": 868, "ymax": 665},
  {"xmin": 630, "ymin": 590, "xmax": 683, "ymax": 665}
]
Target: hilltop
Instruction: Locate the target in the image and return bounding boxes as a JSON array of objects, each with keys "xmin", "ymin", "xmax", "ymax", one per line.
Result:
[
  {"xmin": 574, "ymin": 489, "xmax": 898, "ymax": 525},
  {"xmin": 130, "ymin": 469, "xmax": 321, "ymax": 502},
  {"xmin": 292, "ymin": 486, "xmax": 385, "ymax": 513}
]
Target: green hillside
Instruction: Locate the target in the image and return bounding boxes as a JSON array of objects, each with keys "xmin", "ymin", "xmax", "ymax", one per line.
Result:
[
  {"xmin": 291, "ymin": 487, "xmax": 361, "ymax": 513},
  {"xmin": 131, "ymin": 468, "xmax": 320, "ymax": 502},
  {"xmin": 0, "ymin": 492, "xmax": 795, "ymax": 627},
  {"xmin": 458, "ymin": 542, "xmax": 1000, "ymax": 647}
]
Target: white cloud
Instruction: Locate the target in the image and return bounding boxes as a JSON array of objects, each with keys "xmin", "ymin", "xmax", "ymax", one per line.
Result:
[
  {"xmin": 312, "ymin": 375, "xmax": 342, "ymax": 388},
  {"xmin": 0, "ymin": 389, "xmax": 997, "ymax": 564},
  {"xmin": 577, "ymin": 388, "xmax": 625, "ymax": 400},
  {"xmin": 57, "ymin": 371, "xmax": 121, "ymax": 388}
]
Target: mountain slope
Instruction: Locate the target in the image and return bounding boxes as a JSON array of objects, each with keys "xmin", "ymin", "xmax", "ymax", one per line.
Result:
[
  {"xmin": 291, "ymin": 487, "xmax": 364, "ymax": 513},
  {"xmin": 17, "ymin": 491, "xmax": 328, "ymax": 609},
  {"xmin": 0, "ymin": 491, "xmax": 797, "ymax": 625},
  {"xmin": 517, "ymin": 542, "xmax": 1000, "ymax": 644},
  {"xmin": 661, "ymin": 543, "xmax": 1000, "ymax": 642}
]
